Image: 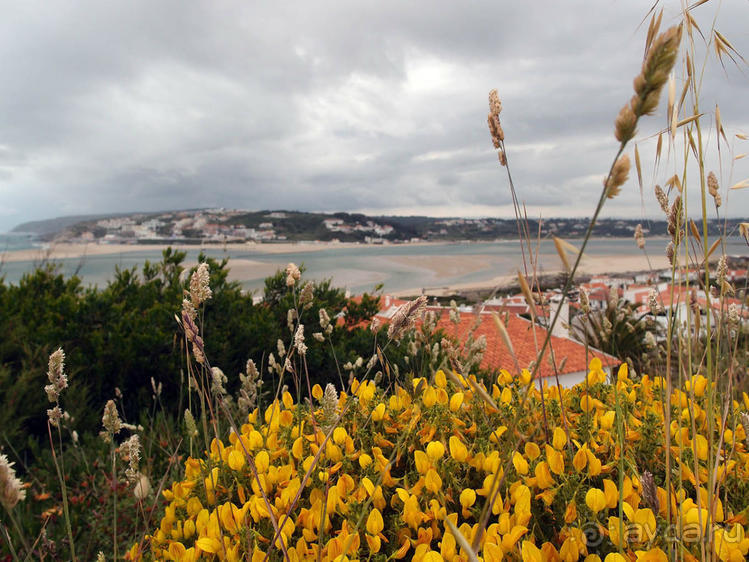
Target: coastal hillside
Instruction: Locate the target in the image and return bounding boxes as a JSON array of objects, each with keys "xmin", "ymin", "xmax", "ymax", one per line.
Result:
[{"xmin": 11, "ymin": 208, "xmax": 748, "ymax": 244}]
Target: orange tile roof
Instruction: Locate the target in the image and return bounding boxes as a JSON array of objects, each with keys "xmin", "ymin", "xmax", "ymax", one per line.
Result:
[{"xmin": 431, "ymin": 311, "xmax": 619, "ymax": 379}]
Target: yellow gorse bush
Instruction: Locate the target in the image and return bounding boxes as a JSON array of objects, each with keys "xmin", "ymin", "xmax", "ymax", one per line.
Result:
[{"xmin": 129, "ymin": 362, "xmax": 749, "ymax": 561}]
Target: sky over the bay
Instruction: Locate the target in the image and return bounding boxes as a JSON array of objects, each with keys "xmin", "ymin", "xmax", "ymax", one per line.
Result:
[{"xmin": 1, "ymin": 0, "xmax": 748, "ymax": 232}]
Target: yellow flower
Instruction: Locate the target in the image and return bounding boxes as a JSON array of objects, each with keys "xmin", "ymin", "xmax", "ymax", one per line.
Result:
[
  {"xmin": 603, "ymin": 479, "xmax": 618, "ymax": 509},
  {"xmin": 449, "ymin": 392, "xmax": 464, "ymax": 412},
  {"xmin": 512, "ymin": 451, "xmax": 529, "ymax": 475},
  {"xmin": 333, "ymin": 427, "xmax": 347, "ymax": 445},
  {"xmin": 449, "ymin": 436, "xmax": 468, "ymax": 462},
  {"xmin": 693, "ymin": 434, "xmax": 708, "ymax": 461},
  {"xmin": 490, "ymin": 426, "xmax": 508, "ymax": 444},
  {"xmin": 545, "ymin": 444, "xmax": 565, "ymax": 475},
  {"xmin": 425, "ymin": 469, "xmax": 442, "ymax": 493},
  {"xmin": 422, "ymin": 387, "xmax": 437, "ymax": 408},
  {"xmin": 366, "ymin": 508, "xmax": 384, "ymax": 535},
  {"xmin": 196, "ymin": 537, "xmax": 221, "ymax": 554},
  {"xmin": 524, "ymin": 442, "xmax": 541, "ymax": 460},
  {"xmin": 426, "ymin": 441, "xmax": 445, "ymax": 462},
  {"xmin": 552, "ymin": 427, "xmax": 567, "ymax": 450},
  {"xmin": 501, "ymin": 525, "xmax": 528, "ymax": 550},
  {"xmin": 564, "ymin": 501, "xmax": 577, "ymax": 524},
  {"xmin": 414, "ymin": 450, "xmax": 430, "ymax": 474},
  {"xmin": 573, "ymin": 446, "xmax": 588, "ymax": 472},
  {"xmin": 586, "ymin": 450, "xmax": 602, "ymax": 476},
  {"xmin": 371, "ymin": 403, "xmax": 386, "ymax": 421},
  {"xmin": 521, "ymin": 540, "xmax": 543, "ymax": 562},
  {"xmin": 585, "ymin": 488, "xmax": 607, "ymax": 514},
  {"xmin": 634, "ymin": 548, "xmax": 668, "ymax": 561},
  {"xmin": 599, "ymin": 410, "xmax": 616, "ymax": 430},
  {"xmin": 686, "ymin": 374, "xmax": 708, "ymax": 397},
  {"xmin": 604, "ymin": 554, "xmax": 627, "ymax": 562},
  {"xmin": 358, "ymin": 453, "xmax": 373, "ymax": 469},
  {"xmin": 228, "ymin": 450, "xmax": 245, "ymax": 471},
  {"xmin": 534, "ymin": 461, "xmax": 554, "ymax": 489},
  {"xmin": 460, "ymin": 488, "xmax": 476, "ymax": 509}
]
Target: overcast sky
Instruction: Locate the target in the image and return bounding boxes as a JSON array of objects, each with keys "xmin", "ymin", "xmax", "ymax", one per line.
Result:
[{"xmin": 1, "ymin": 1, "xmax": 748, "ymax": 232}]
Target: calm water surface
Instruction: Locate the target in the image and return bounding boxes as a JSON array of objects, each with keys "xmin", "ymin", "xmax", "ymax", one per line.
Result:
[{"xmin": 1, "ymin": 236, "xmax": 746, "ymax": 295}]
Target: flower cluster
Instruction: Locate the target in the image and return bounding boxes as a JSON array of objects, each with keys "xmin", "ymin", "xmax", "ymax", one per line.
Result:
[{"xmin": 130, "ymin": 361, "xmax": 749, "ymax": 561}]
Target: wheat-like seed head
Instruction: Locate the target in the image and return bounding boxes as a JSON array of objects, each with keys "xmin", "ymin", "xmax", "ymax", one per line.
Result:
[{"xmin": 605, "ymin": 154, "xmax": 631, "ymax": 198}]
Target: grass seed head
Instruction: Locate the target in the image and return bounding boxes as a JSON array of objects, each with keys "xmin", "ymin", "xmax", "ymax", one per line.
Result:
[
  {"xmin": 0, "ymin": 453, "xmax": 26, "ymax": 510},
  {"xmin": 654, "ymin": 184, "xmax": 669, "ymax": 213},
  {"xmin": 605, "ymin": 154, "xmax": 631, "ymax": 198}
]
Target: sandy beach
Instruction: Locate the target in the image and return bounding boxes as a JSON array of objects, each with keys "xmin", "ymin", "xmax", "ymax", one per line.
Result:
[
  {"xmin": 1, "ymin": 240, "xmax": 670, "ymax": 296},
  {"xmin": 390, "ymin": 253, "xmax": 670, "ymax": 296},
  {"xmin": 0, "ymin": 240, "xmax": 369, "ymax": 263}
]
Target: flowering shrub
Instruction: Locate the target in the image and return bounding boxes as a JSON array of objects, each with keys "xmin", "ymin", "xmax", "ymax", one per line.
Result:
[{"xmin": 130, "ymin": 361, "xmax": 749, "ymax": 561}]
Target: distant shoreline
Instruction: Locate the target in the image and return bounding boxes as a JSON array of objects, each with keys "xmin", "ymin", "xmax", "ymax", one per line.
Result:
[
  {"xmin": 0, "ymin": 236, "xmax": 675, "ymax": 264},
  {"xmin": 0, "ymin": 240, "xmax": 671, "ymax": 297}
]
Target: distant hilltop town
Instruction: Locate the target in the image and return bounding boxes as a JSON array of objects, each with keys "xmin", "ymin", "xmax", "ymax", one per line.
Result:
[{"xmin": 12, "ymin": 208, "xmax": 747, "ymax": 245}]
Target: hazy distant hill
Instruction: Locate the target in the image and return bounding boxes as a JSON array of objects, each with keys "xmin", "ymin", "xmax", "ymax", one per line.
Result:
[
  {"xmin": 9, "ymin": 208, "xmax": 749, "ymax": 243},
  {"xmin": 12, "ymin": 213, "xmax": 133, "ymax": 236}
]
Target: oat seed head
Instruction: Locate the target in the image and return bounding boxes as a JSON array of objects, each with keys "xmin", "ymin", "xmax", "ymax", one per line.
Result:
[
  {"xmin": 0, "ymin": 455, "xmax": 26, "ymax": 510},
  {"xmin": 47, "ymin": 405, "xmax": 64, "ymax": 427},
  {"xmin": 654, "ymin": 184, "xmax": 669, "ymax": 213},
  {"xmin": 294, "ymin": 323, "xmax": 307, "ymax": 356},
  {"xmin": 102, "ymin": 399, "xmax": 122, "ymax": 439},
  {"xmin": 728, "ymin": 303, "xmax": 740, "ymax": 326},
  {"xmin": 285, "ymin": 263, "xmax": 301, "ymax": 287},
  {"xmin": 737, "ymin": 222, "xmax": 749, "ymax": 244},
  {"xmin": 299, "ymin": 281, "xmax": 314, "ymax": 309},
  {"xmin": 184, "ymin": 409, "xmax": 198, "ymax": 438},
  {"xmin": 321, "ymin": 383, "xmax": 339, "ymax": 432},
  {"xmin": 717, "ymin": 255, "xmax": 728, "ymax": 285},
  {"xmin": 45, "ymin": 347, "xmax": 67, "ymax": 402},
  {"xmin": 123, "ymin": 434, "xmax": 141, "ymax": 482},
  {"xmin": 666, "ymin": 241, "xmax": 675, "ymax": 265},
  {"xmin": 633, "ymin": 25, "xmax": 683, "ymax": 117},
  {"xmin": 189, "ymin": 263, "xmax": 212, "ymax": 308},
  {"xmin": 579, "ymin": 289, "xmax": 590, "ymax": 314},
  {"xmin": 605, "ymin": 154, "xmax": 631, "ymax": 198},
  {"xmin": 668, "ymin": 195, "xmax": 682, "ymax": 238},
  {"xmin": 133, "ymin": 473, "xmax": 151, "ymax": 501},
  {"xmin": 387, "ymin": 295, "xmax": 428, "ymax": 341},
  {"xmin": 648, "ymin": 288, "xmax": 660, "ymax": 314},
  {"xmin": 707, "ymin": 171, "xmax": 722, "ymax": 208},
  {"xmin": 614, "ymin": 102, "xmax": 638, "ymax": 143}
]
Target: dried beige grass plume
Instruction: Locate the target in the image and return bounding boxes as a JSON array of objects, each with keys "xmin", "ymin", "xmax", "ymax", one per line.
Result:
[
  {"xmin": 707, "ymin": 171, "xmax": 722, "ymax": 207},
  {"xmin": 667, "ymin": 195, "xmax": 682, "ymax": 238},
  {"xmin": 740, "ymin": 222, "xmax": 749, "ymax": 243},
  {"xmin": 654, "ymin": 184, "xmax": 669, "ymax": 213},
  {"xmin": 634, "ymin": 224, "xmax": 645, "ymax": 249},
  {"xmin": 189, "ymin": 263, "xmax": 212, "ymax": 308},
  {"xmin": 0, "ymin": 453, "xmax": 26, "ymax": 509},
  {"xmin": 387, "ymin": 296, "xmax": 428, "ymax": 341},
  {"xmin": 615, "ymin": 25, "xmax": 682, "ymax": 142},
  {"xmin": 487, "ymin": 89, "xmax": 507, "ymax": 166},
  {"xmin": 605, "ymin": 154, "xmax": 630, "ymax": 198}
]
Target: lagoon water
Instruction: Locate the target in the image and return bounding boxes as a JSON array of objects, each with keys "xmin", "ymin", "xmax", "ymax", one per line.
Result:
[{"xmin": 1, "ymin": 234, "xmax": 746, "ymax": 295}]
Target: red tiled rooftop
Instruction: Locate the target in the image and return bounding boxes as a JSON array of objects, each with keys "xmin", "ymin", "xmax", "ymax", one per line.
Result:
[{"xmin": 431, "ymin": 311, "xmax": 619, "ymax": 379}]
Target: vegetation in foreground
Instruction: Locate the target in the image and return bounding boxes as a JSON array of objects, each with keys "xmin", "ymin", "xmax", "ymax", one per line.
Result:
[{"xmin": 3, "ymin": 1, "xmax": 749, "ymax": 561}]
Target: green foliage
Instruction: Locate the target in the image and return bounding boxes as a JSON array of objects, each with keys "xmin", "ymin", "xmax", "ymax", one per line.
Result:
[{"xmin": 0, "ymin": 250, "xmax": 382, "ymax": 459}]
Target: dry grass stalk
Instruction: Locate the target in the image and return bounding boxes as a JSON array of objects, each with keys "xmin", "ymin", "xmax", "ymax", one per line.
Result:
[
  {"xmin": 605, "ymin": 154, "xmax": 631, "ymax": 198},
  {"xmin": 387, "ymin": 296, "xmax": 427, "ymax": 342}
]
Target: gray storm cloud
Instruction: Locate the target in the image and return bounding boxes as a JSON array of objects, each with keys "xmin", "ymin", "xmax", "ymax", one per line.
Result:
[{"xmin": 0, "ymin": 0, "xmax": 747, "ymax": 232}]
